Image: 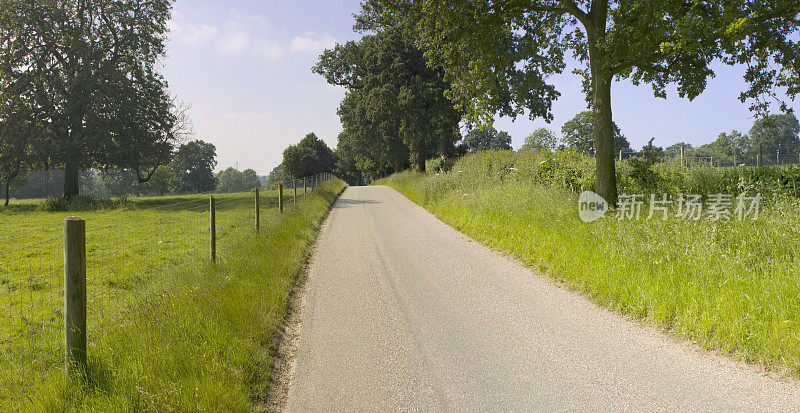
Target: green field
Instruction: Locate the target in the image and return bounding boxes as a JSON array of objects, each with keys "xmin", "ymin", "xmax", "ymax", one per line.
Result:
[
  {"xmin": 377, "ymin": 151, "xmax": 800, "ymax": 378},
  {"xmin": 1, "ymin": 181, "xmax": 345, "ymax": 410}
]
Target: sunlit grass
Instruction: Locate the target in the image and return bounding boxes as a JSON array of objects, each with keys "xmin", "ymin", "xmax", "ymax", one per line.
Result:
[
  {"xmin": 378, "ymin": 165, "xmax": 800, "ymax": 377},
  {"xmin": 0, "ymin": 182, "xmax": 345, "ymax": 410}
]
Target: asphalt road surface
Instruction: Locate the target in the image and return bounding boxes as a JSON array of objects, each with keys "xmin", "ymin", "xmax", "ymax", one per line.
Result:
[{"xmin": 286, "ymin": 185, "xmax": 800, "ymax": 412}]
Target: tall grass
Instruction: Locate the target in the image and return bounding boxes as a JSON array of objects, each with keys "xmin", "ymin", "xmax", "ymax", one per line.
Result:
[
  {"xmin": 423, "ymin": 149, "xmax": 800, "ymax": 199},
  {"xmin": 378, "ymin": 152, "xmax": 800, "ymax": 377},
  {"xmin": 4, "ymin": 181, "xmax": 345, "ymax": 411},
  {"xmin": 1, "ymin": 191, "xmax": 268, "ymax": 407}
]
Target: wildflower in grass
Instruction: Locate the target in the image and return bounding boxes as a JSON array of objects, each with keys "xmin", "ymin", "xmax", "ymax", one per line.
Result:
[
  {"xmin": 647, "ymin": 194, "xmax": 672, "ymax": 221},
  {"xmin": 616, "ymin": 194, "xmax": 643, "ymax": 220},
  {"xmin": 676, "ymin": 194, "xmax": 703, "ymax": 221},
  {"xmin": 735, "ymin": 193, "xmax": 762, "ymax": 221},
  {"xmin": 706, "ymin": 194, "xmax": 733, "ymax": 221}
]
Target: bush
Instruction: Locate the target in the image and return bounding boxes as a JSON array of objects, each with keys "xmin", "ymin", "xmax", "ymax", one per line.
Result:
[
  {"xmin": 37, "ymin": 194, "xmax": 129, "ymax": 212},
  {"xmin": 427, "ymin": 157, "xmax": 457, "ymax": 173},
  {"xmin": 414, "ymin": 150, "xmax": 800, "ymax": 201}
]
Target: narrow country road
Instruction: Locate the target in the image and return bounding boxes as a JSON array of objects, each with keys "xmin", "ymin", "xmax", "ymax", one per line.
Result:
[{"xmin": 286, "ymin": 186, "xmax": 800, "ymax": 412}]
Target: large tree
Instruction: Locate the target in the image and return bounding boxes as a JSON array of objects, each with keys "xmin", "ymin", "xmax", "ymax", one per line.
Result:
[
  {"xmin": 0, "ymin": 0, "xmax": 178, "ymax": 199},
  {"xmin": 748, "ymin": 113, "xmax": 800, "ymax": 159},
  {"xmin": 463, "ymin": 127, "xmax": 512, "ymax": 152},
  {"xmin": 561, "ymin": 111, "xmax": 629, "ymax": 155},
  {"xmin": 217, "ymin": 167, "xmax": 261, "ymax": 193},
  {"xmin": 522, "ymin": 128, "xmax": 559, "ymax": 152},
  {"xmin": 169, "ymin": 140, "xmax": 217, "ymax": 194},
  {"xmin": 381, "ymin": 0, "xmax": 800, "ymax": 205},
  {"xmin": 693, "ymin": 130, "xmax": 750, "ymax": 164},
  {"xmin": 282, "ymin": 133, "xmax": 336, "ymax": 179},
  {"xmin": 334, "ymin": 90, "xmax": 411, "ymax": 182},
  {"xmin": 314, "ymin": 17, "xmax": 461, "ymax": 173}
]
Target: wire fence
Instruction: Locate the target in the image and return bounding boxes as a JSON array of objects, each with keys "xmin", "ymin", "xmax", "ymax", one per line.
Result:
[
  {"xmin": 0, "ymin": 172, "xmax": 337, "ymax": 409},
  {"xmin": 617, "ymin": 148, "xmax": 800, "ymax": 168}
]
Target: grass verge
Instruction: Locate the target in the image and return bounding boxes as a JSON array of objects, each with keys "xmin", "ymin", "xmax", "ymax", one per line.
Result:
[
  {"xmin": 377, "ymin": 164, "xmax": 800, "ymax": 378},
  {"xmin": 13, "ymin": 180, "xmax": 345, "ymax": 411}
]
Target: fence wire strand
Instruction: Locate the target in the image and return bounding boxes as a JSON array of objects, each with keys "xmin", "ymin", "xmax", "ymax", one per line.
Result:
[{"xmin": 0, "ymin": 179, "xmax": 341, "ymax": 407}]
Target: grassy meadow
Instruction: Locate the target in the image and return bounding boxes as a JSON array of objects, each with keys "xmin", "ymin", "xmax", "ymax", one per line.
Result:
[
  {"xmin": 377, "ymin": 150, "xmax": 800, "ymax": 377},
  {"xmin": 1, "ymin": 180, "xmax": 345, "ymax": 410}
]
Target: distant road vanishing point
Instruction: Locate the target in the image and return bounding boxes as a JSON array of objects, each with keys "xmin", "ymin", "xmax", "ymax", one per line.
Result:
[{"xmin": 286, "ymin": 185, "xmax": 800, "ymax": 412}]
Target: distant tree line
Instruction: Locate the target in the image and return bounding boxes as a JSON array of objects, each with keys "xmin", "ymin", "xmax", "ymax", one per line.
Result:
[
  {"xmin": 4, "ymin": 139, "xmax": 266, "ymax": 203},
  {"xmin": 519, "ymin": 112, "xmax": 800, "ymax": 167},
  {"xmin": 273, "ymin": 107, "xmax": 800, "ymax": 190},
  {"xmin": 665, "ymin": 114, "xmax": 800, "ymax": 166}
]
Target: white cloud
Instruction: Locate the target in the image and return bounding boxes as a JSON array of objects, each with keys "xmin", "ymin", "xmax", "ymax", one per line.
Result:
[
  {"xmin": 181, "ymin": 24, "xmax": 220, "ymax": 46},
  {"xmin": 218, "ymin": 30, "xmax": 248, "ymax": 52},
  {"xmin": 171, "ymin": 10, "xmax": 285, "ymax": 60},
  {"xmin": 289, "ymin": 32, "xmax": 337, "ymax": 54},
  {"xmin": 253, "ymin": 39, "xmax": 285, "ymax": 60},
  {"xmin": 169, "ymin": 11, "xmax": 336, "ymax": 60}
]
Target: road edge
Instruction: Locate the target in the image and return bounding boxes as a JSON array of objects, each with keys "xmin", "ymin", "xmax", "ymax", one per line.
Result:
[{"xmin": 263, "ymin": 186, "xmax": 346, "ymax": 412}]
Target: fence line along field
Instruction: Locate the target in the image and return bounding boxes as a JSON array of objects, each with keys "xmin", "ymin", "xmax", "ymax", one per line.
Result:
[{"xmin": 0, "ymin": 182, "xmax": 301, "ymax": 408}]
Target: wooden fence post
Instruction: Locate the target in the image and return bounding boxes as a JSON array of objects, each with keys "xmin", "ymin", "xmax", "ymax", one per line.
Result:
[
  {"xmin": 293, "ymin": 179, "xmax": 297, "ymax": 205},
  {"xmin": 279, "ymin": 183, "xmax": 284, "ymax": 213},
  {"xmin": 758, "ymin": 143, "xmax": 763, "ymax": 167},
  {"xmin": 304, "ymin": 177, "xmax": 307, "ymax": 195},
  {"xmin": 210, "ymin": 196, "xmax": 216, "ymax": 262},
  {"xmin": 64, "ymin": 216, "xmax": 86, "ymax": 376},
  {"xmin": 680, "ymin": 145, "xmax": 685, "ymax": 167},
  {"xmin": 254, "ymin": 188, "xmax": 260, "ymax": 230},
  {"xmin": 619, "ymin": 150, "xmax": 623, "ymax": 162}
]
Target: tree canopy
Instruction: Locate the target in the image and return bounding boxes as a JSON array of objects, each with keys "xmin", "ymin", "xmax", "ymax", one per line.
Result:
[
  {"xmin": 561, "ymin": 111, "xmax": 630, "ymax": 155},
  {"xmin": 749, "ymin": 114, "xmax": 800, "ymax": 157},
  {"xmin": 0, "ymin": 0, "xmax": 180, "ymax": 199},
  {"xmin": 522, "ymin": 128, "xmax": 558, "ymax": 152},
  {"xmin": 380, "ymin": 0, "xmax": 800, "ymax": 205},
  {"xmin": 314, "ymin": 11, "xmax": 462, "ymax": 173},
  {"xmin": 333, "ymin": 89, "xmax": 411, "ymax": 182},
  {"xmin": 217, "ymin": 167, "xmax": 261, "ymax": 193},
  {"xmin": 169, "ymin": 140, "xmax": 217, "ymax": 194},
  {"xmin": 463, "ymin": 127, "xmax": 512, "ymax": 152},
  {"xmin": 282, "ymin": 133, "xmax": 336, "ymax": 179}
]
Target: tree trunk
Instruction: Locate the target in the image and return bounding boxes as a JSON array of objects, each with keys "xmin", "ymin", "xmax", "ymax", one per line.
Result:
[
  {"xmin": 4, "ymin": 166, "xmax": 19, "ymax": 207},
  {"xmin": 592, "ymin": 73, "xmax": 617, "ymax": 207},
  {"xmin": 412, "ymin": 140, "xmax": 426, "ymax": 173},
  {"xmin": 587, "ymin": 17, "xmax": 618, "ymax": 207},
  {"xmin": 438, "ymin": 132, "xmax": 455, "ymax": 161},
  {"xmin": 64, "ymin": 155, "xmax": 80, "ymax": 200}
]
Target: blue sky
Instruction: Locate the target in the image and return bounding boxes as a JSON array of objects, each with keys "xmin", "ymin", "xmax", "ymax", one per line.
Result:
[{"xmin": 162, "ymin": 0, "xmax": 798, "ymax": 174}]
